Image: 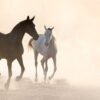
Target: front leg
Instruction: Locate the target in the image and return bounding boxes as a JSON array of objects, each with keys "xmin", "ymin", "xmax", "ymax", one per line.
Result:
[
  {"xmin": 44, "ymin": 60, "xmax": 48, "ymax": 81},
  {"xmin": 5, "ymin": 60, "xmax": 12, "ymax": 89},
  {"xmin": 49, "ymin": 56, "xmax": 57, "ymax": 80},
  {"xmin": 16, "ymin": 56, "xmax": 25, "ymax": 81},
  {"xmin": 41, "ymin": 57, "xmax": 48, "ymax": 81},
  {"xmin": 34, "ymin": 51, "xmax": 38, "ymax": 82}
]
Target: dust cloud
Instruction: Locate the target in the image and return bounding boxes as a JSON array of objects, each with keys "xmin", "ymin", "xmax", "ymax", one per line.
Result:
[{"xmin": 0, "ymin": 0, "xmax": 100, "ymax": 99}]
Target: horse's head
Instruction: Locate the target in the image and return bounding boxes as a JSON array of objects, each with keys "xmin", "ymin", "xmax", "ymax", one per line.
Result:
[
  {"xmin": 25, "ymin": 16, "xmax": 39, "ymax": 40},
  {"xmin": 44, "ymin": 25, "xmax": 54, "ymax": 47}
]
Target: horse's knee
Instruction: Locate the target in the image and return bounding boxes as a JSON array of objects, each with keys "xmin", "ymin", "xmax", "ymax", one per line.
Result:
[
  {"xmin": 9, "ymin": 72, "xmax": 12, "ymax": 78},
  {"xmin": 10, "ymin": 73, "xmax": 12, "ymax": 77},
  {"xmin": 54, "ymin": 67, "xmax": 57, "ymax": 72},
  {"xmin": 45, "ymin": 67, "xmax": 48, "ymax": 72},
  {"xmin": 35, "ymin": 61, "xmax": 38, "ymax": 67},
  {"xmin": 21, "ymin": 67, "xmax": 25, "ymax": 72},
  {"xmin": 41, "ymin": 60, "xmax": 44, "ymax": 66}
]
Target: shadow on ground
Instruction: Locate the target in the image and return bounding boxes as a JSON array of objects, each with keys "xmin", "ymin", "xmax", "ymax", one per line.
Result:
[{"xmin": 0, "ymin": 77, "xmax": 100, "ymax": 100}]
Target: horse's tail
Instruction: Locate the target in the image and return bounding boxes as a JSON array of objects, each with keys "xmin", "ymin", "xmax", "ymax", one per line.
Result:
[{"xmin": 28, "ymin": 38, "xmax": 34, "ymax": 49}]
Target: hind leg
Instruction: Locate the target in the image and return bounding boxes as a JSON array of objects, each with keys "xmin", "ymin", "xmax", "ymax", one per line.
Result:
[
  {"xmin": 34, "ymin": 51, "xmax": 38, "ymax": 82},
  {"xmin": 49, "ymin": 55, "xmax": 57, "ymax": 80},
  {"xmin": 0, "ymin": 59, "xmax": 1, "ymax": 76},
  {"xmin": 16, "ymin": 56, "xmax": 25, "ymax": 81},
  {"xmin": 5, "ymin": 60, "xmax": 12, "ymax": 89}
]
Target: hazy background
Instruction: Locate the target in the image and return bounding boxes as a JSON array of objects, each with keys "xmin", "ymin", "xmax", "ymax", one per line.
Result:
[{"xmin": 0, "ymin": 0, "xmax": 100, "ymax": 88}]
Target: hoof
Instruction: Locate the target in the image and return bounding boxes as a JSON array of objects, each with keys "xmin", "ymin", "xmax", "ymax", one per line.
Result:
[
  {"xmin": 5, "ymin": 83, "xmax": 9, "ymax": 90},
  {"xmin": 35, "ymin": 78, "xmax": 38, "ymax": 82},
  {"xmin": 48, "ymin": 76, "xmax": 52, "ymax": 80},
  {"xmin": 44, "ymin": 77, "xmax": 47, "ymax": 82},
  {"xmin": 16, "ymin": 76, "xmax": 22, "ymax": 81}
]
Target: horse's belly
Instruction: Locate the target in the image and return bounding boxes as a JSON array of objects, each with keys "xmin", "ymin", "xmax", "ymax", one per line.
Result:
[
  {"xmin": 36, "ymin": 47, "xmax": 47, "ymax": 56},
  {"xmin": 34, "ymin": 39, "xmax": 47, "ymax": 56},
  {"xmin": 0, "ymin": 50, "xmax": 15, "ymax": 60},
  {"xmin": 0, "ymin": 49, "xmax": 9, "ymax": 58},
  {"xmin": 0, "ymin": 47, "xmax": 23, "ymax": 60}
]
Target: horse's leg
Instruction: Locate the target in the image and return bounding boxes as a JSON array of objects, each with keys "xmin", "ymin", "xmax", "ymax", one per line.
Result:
[
  {"xmin": 16, "ymin": 56, "xmax": 25, "ymax": 81},
  {"xmin": 5, "ymin": 60, "xmax": 12, "ymax": 89},
  {"xmin": 34, "ymin": 51, "xmax": 38, "ymax": 82},
  {"xmin": 49, "ymin": 55, "xmax": 57, "ymax": 80},
  {"xmin": 44, "ymin": 60, "xmax": 48, "ymax": 81},
  {"xmin": 41, "ymin": 57, "xmax": 47, "ymax": 81},
  {"xmin": 0, "ymin": 59, "xmax": 1, "ymax": 76}
]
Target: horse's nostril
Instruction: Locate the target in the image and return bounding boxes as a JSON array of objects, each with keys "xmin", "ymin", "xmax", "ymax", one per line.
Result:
[{"xmin": 34, "ymin": 35, "xmax": 39, "ymax": 40}]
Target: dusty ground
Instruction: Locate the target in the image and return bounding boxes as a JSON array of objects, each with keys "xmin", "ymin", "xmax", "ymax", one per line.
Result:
[{"xmin": 0, "ymin": 77, "xmax": 100, "ymax": 100}]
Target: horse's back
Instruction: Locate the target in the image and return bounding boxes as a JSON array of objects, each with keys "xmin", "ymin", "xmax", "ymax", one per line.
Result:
[
  {"xmin": 0, "ymin": 32, "xmax": 6, "ymax": 38},
  {"xmin": 0, "ymin": 32, "xmax": 7, "ymax": 47}
]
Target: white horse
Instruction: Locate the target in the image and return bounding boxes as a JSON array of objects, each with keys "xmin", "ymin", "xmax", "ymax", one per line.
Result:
[{"xmin": 28, "ymin": 25, "xmax": 57, "ymax": 81}]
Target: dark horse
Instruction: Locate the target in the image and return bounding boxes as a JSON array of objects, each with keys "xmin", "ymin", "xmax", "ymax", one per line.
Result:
[{"xmin": 0, "ymin": 16, "xmax": 39, "ymax": 89}]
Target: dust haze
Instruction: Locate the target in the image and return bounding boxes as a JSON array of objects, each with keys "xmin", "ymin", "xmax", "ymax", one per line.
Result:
[{"xmin": 0, "ymin": 0, "xmax": 100, "ymax": 100}]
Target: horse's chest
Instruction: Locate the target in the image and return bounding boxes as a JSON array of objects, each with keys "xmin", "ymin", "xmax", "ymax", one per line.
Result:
[
  {"xmin": 34, "ymin": 43, "xmax": 47, "ymax": 56},
  {"xmin": 34, "ymin": 36, "xmax": 56, "ymax": 57}
]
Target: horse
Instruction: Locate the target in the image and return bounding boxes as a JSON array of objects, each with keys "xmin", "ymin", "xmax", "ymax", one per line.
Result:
[
  {"xmin": 0, "ymin": 16, "xmax": 39, "ymax": 89},
  {"xmin": 28, "ymin": 25, "xmax": 57, "ymax": 81}
]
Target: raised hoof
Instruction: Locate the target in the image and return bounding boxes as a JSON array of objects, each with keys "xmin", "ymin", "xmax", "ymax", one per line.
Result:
[
  {"xmin": 35, "ymin": 78, "xmax": 38, "ymax": 82},
  {"xmin": 5, "ymin": 83, "xmax": 9, "ymax": 90},
  {"xmin": 48, "ymin": 76, "xmax": 52, "ymax": 80},
  {"xmin": 44, "ymin": 77, "xmax": 47, "ymax": 82},
  {"xmin": 16, "ymin": 76, "xmax": 22, "ymax": 81}
]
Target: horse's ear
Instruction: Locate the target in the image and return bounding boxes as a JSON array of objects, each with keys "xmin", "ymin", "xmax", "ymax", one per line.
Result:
[
  {"xmin": 51, "ymin": 27, "xmax": 54, "ymax": 30},
  {"xmin": 31, "ymin": 16, "xmax": 35, "ymax": 21},
  {"xmin": 27, "ymin": 16, "xmax": 30, "ymax": 21},
  {"xmin": 44, "ymin": 25, "xmax": 47, "ymax": 30}
]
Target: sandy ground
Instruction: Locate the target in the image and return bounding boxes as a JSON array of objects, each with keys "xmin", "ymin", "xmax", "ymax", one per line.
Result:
[{"xmin": 0, "ymin": 77, "xmax": 100, "ymax": 100}]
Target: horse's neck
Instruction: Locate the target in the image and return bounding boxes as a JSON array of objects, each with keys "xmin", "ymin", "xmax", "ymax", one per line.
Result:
[
  {"xmin": 41, "ymin": 34, "xmax": 55, "ymax": 48},
  {"xmin": 49, "ymin": 36, "xmax": 55, "ymax": 48},
  {"xmin": 9, "ymin": 23, "xmax": 25, "ymax": 43},
  {"xmin": 12, "ymin": 31, "xmax": 25, "ymax": 43}
]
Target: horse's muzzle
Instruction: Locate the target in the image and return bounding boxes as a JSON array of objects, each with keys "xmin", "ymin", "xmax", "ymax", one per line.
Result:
[{"xmin": 33, "ymin": 35, "xmax": 39, "ymax": 40}]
